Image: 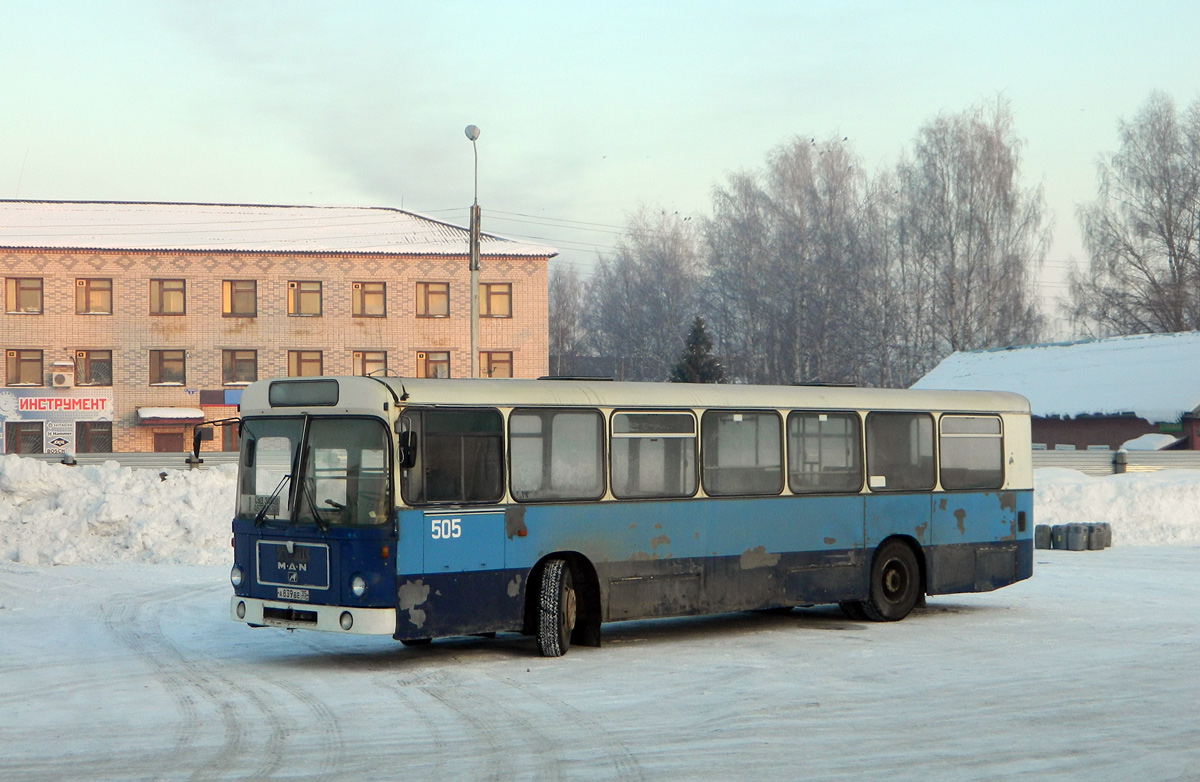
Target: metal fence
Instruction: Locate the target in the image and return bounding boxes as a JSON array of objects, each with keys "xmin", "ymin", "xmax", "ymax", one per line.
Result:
[
  {"xmin": 1033, "ymin": 450, "xmax": 1200, "ymax": 476},
  {"xmin": 21, "ymin": 452, "xmax": 239, "ymax": 470}
]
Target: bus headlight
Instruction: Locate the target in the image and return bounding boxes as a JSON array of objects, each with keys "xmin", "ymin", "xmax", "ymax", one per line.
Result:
[
  {"xmin": 351, "ymin": 575, "xmax": 367, "ymax": 598},
  {"xmin": 230, "ymin": 565, "xmax": 244, "ymax": 588}
]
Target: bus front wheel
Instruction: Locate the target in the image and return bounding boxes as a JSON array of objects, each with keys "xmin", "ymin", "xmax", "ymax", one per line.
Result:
[
  {"xmin": 536, "ymin": 559, "xmax": 577, "ymax": 657},
  {"xmin": 861, "ymin": 540, "xmax": 921, "ymax": 622}
]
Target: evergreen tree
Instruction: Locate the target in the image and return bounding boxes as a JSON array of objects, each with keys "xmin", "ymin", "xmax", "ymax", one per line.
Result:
[{"xmin": 670, "ymin": 317, "xmax": 726, "ymax": 383}]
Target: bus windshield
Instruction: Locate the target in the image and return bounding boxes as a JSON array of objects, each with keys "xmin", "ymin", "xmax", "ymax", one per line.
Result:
[{"xmin": 237, "ymin": 416, "xmax": 391, "ymax": 527}]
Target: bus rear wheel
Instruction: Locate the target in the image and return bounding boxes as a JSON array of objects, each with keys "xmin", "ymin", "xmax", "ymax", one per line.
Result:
[
  {"xmin": 861, "ymin": 540, "xmax": 921, "ymax": 622},
  {"xmin": 536, "ymin": 559, "xmax": 577, "ymax": 657}
]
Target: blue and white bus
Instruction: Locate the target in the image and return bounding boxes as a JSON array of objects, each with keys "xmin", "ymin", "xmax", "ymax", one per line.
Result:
[{"xmin": 225, "ymin": 376, "xmax": 1033, "ymax": 656}]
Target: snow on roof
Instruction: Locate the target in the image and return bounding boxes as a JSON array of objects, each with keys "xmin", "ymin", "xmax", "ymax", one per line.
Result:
[
  {"xmin": 136, "ymin": 407, "xmax": 205, "ymax": 422},
  {"xmin": 911, "ymin": 331, "xmax": 1200, "ymax": 424},
  {"xmin": 0, "ymin": 200, "xmax": 556, "ymax": 258},
  {"xmin": 1121, "ymin": 433, "xmax": 1184, "ymax": 451}
]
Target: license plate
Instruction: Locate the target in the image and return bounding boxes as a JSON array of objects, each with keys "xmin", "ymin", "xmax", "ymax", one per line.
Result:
[{"xmin": 277, "ymin": 587, "xmax": 310, "ymax": 601}]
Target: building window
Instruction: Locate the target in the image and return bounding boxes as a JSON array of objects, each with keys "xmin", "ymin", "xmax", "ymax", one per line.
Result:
[
  {"xmin": 76, "ymin": 350, "xmax": 113, "ymax": 386},
  {"xmin": 222, "ymin": 280, "xmax": 257, "ymax": 317},
  {"xmin": 354, "ymin": 350, "xmax": 387, "ymax": 377},
  {"xmin": 6, "ymin": 278, "xmax": 43, "ymax": 314},
  {"xmin": 76, "ymin": 421, "xmax": 112, "ymax": 453},
  {"xmin": 6, "ymin": 349, "xmax": 43, "ymax": 386},
  {"xmin": 150, "ymin": 279, "xmax": 186, "ymax": 315},
  {"xmin": 222, "ymin": 350, "xmax": 258, "ymax": 385},
  {"xmin": 352, "ymin": 282, "xmax": 386, "ymax": 317},
  {"xmin": 5, "ymin": 421, "xmax": 43, "ymax": 454},
  {"xmin": 480, "ymin": 351, "xmax": 513, "ymax": 378},
  {"xmin": 149, "ymin": 350, "xmax": 186, "ymax": 385},
  {"xmin": 418, "ymin": 351, "xmax": 450, "ymax": 378},
  {"xmin": 76, "ymin": 278, "xmax": 113, "ymax": 315},
  {"xmin": 480, "ymin": 282, "xmax": 512, "ymax": 318},
  {"xmin": 288, "ymin": 350, "xmax": 323, "ymax": 377},
  {"xmin": 287, "ymin": 281, "xmax": 322, "ymax": 316},
  {"xmin": 416, "ymin": 282, "xmax": 449, "ymax": 317}
]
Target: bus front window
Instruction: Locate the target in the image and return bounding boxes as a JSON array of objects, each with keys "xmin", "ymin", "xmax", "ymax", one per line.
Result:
[
  {"xmin": 294, "ymin": 418, "xmax": 391, "ymax": 527},
  {"xmin": 237, "ymin": 417, "xmax": 304, "ymax": 523}
]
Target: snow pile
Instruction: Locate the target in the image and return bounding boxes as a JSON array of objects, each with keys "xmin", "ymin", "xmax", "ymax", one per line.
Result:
[
  {"xmin": 1, "ymin": 456, "xmax": 1198, "ymax": 567},
  {"xmin": 0, "ymin": 455, "xmax": 237, "ymax": 566},
  {"xmin": 1034, "ymin": 468, "xmax": 1200, "ymax": 546}
]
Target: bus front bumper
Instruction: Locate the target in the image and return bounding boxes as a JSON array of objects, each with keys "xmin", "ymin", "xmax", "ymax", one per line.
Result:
[{"xmin": 230, "ymin": 595, "xmax": 397, "ymax": 635}]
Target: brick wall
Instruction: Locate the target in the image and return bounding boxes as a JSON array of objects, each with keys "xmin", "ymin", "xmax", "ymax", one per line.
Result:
[{"xmin": 0, "ymin": 248, "xmax": 549, "ymax": 452}]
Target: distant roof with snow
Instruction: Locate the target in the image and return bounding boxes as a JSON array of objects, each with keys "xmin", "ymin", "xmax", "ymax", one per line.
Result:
[
  {"xmin": 0, "ymin": 200, "xmax": 556, "ymax": 258},
  {"xmin": 911, "ymin": 332, "xmax": 1200, "ymax": 424}
]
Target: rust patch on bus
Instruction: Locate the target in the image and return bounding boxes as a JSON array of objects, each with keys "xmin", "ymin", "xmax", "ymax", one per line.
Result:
[
  {"xmin": 397, "ymin": 579, "xmax": 431, "ymax": 628},
  {"xmin": 740, "ymin": 546, "xmax": 780, "ymax": 569},
  {"xmin": 824, "ymin": 537, "xmax": 837, "ymax": 546},
  {"xmin": 504, "ymin": 506, "xmax": 527, "ymax": 540},
  {"xmin": 650, "ymin": 534, "xmax": 671, "ymax": 550},
  {"xmin": 507, "ymin": 574, "xmax": 523, "ymax": 597},
  {"xmin": 938, "ymin": 498, "xmax": 948, "ymax": 510},
  {"xmin": 915, "ymin": 522, "xmax": 928, "ymax": 539},
  {"xmin": 654, "ymin": 523, "xmax": 663, "ymax": 530},
  {"xmin": 954, "ymin": 508, "xmax": 966, "ymax": 535},
  {"xmin": 998, "ymin": 491, "xmax": 1016, "ymax": 511},
  {"xmin": 630, "ymin": 550, "xmax": 660, "ymax": 561}
]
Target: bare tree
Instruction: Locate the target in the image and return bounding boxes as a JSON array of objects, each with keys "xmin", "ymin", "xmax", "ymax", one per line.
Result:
[
  {"xmin": 704, "ymin": 137, "xmax": 875, "ymax": 385},
  {"xmin": 587, "ymin": 208, "xmax": 702, "ymax": 380},
  {"xmin": 1071, "ymin": 91, "xmax": 1200, "ymax": 335},
  {"xmin": 896, "ymin": 97, "xmax": 1047, "ymax": 360},
  {"xmin": 548, "ymin": 262, "xmax": 587, "ymax": 376}
]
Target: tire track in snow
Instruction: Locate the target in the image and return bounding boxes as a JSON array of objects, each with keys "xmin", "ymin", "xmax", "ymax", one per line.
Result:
[
  {"xmin": 417, "ymin": 665, "xmax": 564, "ymax": 782},
  {"xmin": 100, "ymin": 582, "xmax": 293, "ymax": 781},
  {"xmin": 494, "ymin": 672, "xmax": 647, "ymax": 781}
]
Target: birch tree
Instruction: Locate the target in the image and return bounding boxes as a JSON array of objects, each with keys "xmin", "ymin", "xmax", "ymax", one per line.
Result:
[{"xmin": 1071, "ymin": 91, "xmax": 1200, "ymax": 335}]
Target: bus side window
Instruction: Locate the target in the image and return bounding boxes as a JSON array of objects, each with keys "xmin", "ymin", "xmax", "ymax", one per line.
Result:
[
  {"xmin": 510, "ymin": 409, "xmax": 605, "ymax": 502},
  {"xmin": 700, "ymin": 410, "xmax": 783, "ymax": 496},
  {"xmin": 865, "ymin": 412, "xmax": 935, "ymax": 491},
  {"xmin": 398, "ymin": 409, "xmax": 504, "ymax": 505},
  {"xmin": 787, "ymin": 412, "xmax": 863, "ymax": 493},
  {"xmin": 939, "ymin": 415, "xmax": 1004, "ymax": 490},
  {"xmin": 611, "ymin": 411, "xmax": 697, "ymax": 499}
]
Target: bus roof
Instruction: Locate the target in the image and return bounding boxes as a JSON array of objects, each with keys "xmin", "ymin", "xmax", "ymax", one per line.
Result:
[{"xmin": 239, "ymin": 376, "xmax": 1031, "ymax": 417}]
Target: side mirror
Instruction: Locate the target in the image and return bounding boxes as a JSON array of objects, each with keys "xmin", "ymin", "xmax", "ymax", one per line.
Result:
[
  {"xmin": 397, "ymin": 430, "xmax": 418, "ymax": 469},
  {"xmin": 190, "ymin": 426, "xmax": 214, "ymax": 463}
]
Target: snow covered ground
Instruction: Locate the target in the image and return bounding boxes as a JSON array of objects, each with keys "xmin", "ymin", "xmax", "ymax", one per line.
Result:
[{"xmin": 1, "ymin": 456, "xmax": 1199, "ymax": 780}]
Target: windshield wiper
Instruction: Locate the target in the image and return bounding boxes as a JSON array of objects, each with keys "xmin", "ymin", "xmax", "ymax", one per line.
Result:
[
  {"xmin": 290, "ymin": 441, "xmax": 330, "ymax": 533},
  {"xmin": 253, "ymin": 473, "xmax": 291, "ymax": 528},
  {"xmin": 301, "ymin": 477, "xmax": 330, "ymax": 533}
]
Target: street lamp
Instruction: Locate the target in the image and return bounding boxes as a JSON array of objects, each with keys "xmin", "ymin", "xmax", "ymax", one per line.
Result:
[{"xmin": 465, "ymin": 124, "xmax": 481, "ymax": 378}]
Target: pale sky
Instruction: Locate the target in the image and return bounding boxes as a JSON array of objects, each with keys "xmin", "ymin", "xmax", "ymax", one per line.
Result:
[{"xmin": 3, "ymin": 1, "xmax": 1199, "ymax": 334}]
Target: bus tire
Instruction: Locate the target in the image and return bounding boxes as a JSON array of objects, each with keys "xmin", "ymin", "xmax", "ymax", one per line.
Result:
[
  {"xmin": 861, "ymin": 540, "xmax": 921, "ymax": 622},
  {"xmin": 537, "ymin": 559, "xmax": 577, "ymax": 657},
  {"xmin": 839, "ymin": 601, "xmax": 869, "ymax": 620}
]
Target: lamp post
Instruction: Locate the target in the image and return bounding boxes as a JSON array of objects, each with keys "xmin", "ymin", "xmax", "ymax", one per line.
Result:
[{"xmin": 465, "ymin": 124, "xmax": 482, "ymax": 379}]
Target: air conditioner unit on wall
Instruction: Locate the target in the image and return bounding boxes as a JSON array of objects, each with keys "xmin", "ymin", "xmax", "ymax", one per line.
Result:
[{"xmin": 50, "ymin": 361, "xmax": 75, "ymax": 389}]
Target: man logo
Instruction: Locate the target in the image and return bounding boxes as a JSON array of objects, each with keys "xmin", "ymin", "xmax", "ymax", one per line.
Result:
[{"xmin": 288, "ymin": 571, "xmax": 298, "ymax": 584}]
